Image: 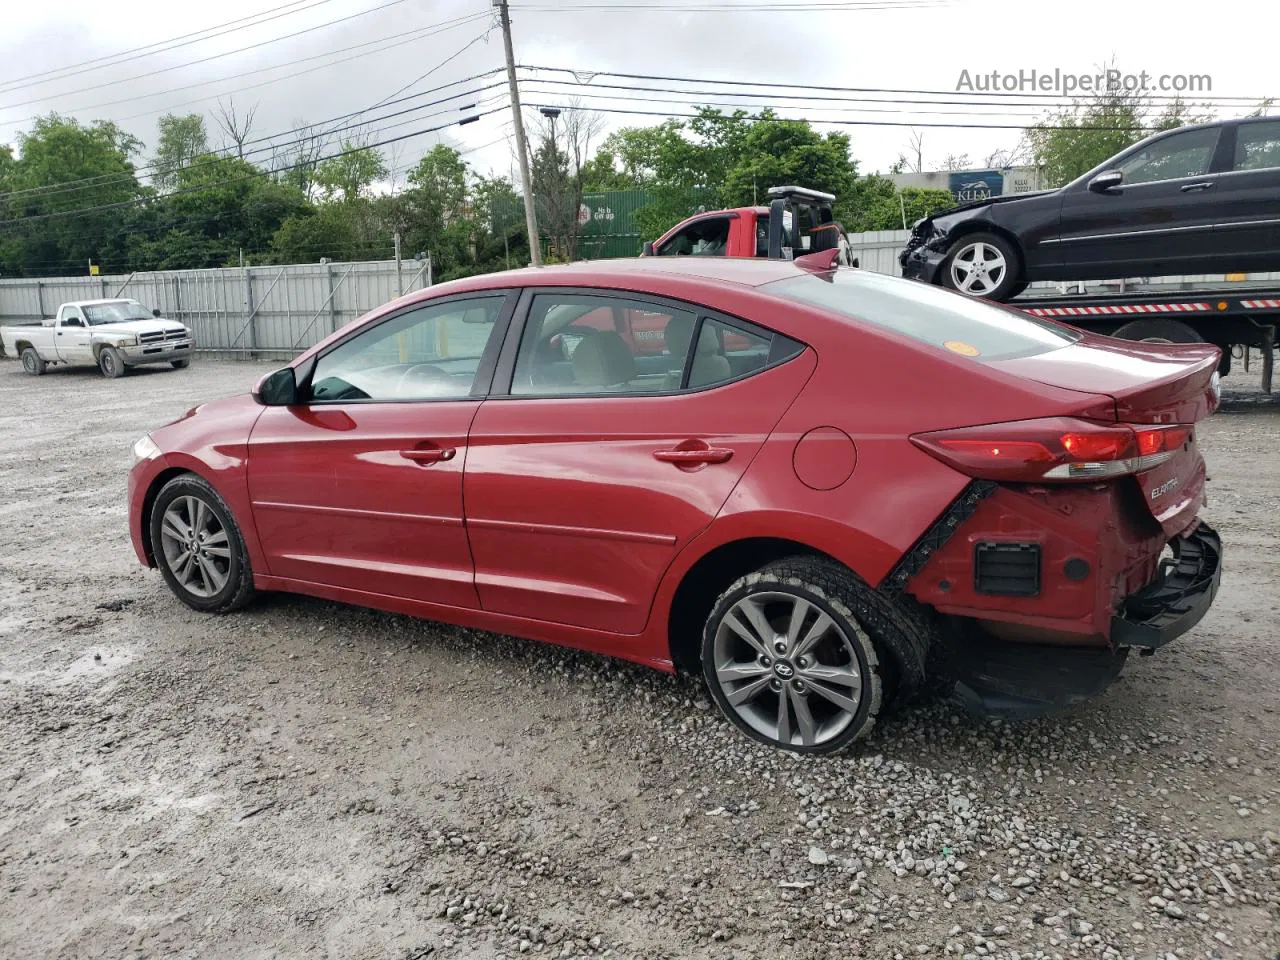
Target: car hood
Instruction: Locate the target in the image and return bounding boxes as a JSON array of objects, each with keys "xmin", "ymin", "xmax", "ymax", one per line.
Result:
[
  {"xmin": 92, "ymin": 319, "xmax": 187, "ymax": 336},
  {"xmin": 917, "ymin": 189, "xmax": 1059, "ymax": 227}
]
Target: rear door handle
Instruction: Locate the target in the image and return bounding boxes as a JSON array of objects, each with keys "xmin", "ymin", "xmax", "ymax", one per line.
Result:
[
  {"xmin": 653, "ymin": 446, "xmax": 733, "ymax": 465},
  {"xmin": 1180, "ymin": 181, "xmax": 1214, "ymax": 192},
  {"xmin": 400, "ymin": 445, "xmax": 456, "ymax": 465}
]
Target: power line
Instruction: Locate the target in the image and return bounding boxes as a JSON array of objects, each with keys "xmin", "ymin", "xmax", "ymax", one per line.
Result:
[
  {"xmin": 517, "ymin": 74, "xmax": 1126, "ymax": 113},
  {"xmin": 520, "ymin": 64, "xmax": 1272, "ymax": 106},
  {"xmin": 0, "ymin": 0, "xmax": 427, "ymax": 112},
  {"xmin": 2, "ymin": 65, "xmax": 506, "ymax": 204},
  {"xmin": 0, "ymin": 108, "xmax": 507, "ymax": 227},
  {"xmin": 12, "ymin": 12, "xmax": 494, "ymax": 128},
  {"xmin": 523, "ymin": 101, "xmax": 1155, "ymax": 132},
  {"xmin": 8, "ymin": 12, "xmax": 492, "ymax": 127},
  {"xmin": 517, "ymin": 84, "xmax": 1053, "ymax": 119},
  {"xmin": 0, "ymin": 0, "xmax": 337, "ymax": 94}
]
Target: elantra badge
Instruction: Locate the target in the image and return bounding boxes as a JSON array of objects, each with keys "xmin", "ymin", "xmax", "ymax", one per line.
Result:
[{"xmin": 1151, "ymin": 478, "xmax": 1179, "ymax": 500}]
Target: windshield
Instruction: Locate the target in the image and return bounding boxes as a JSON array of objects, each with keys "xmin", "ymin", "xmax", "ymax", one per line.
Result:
[
  {"xmin": 763, "ymin": 269, "xmax": 1079, "ymax": 362},
  {"xmin": 81, "ymin": 301, "xmax": 155, "ymax": 325}
]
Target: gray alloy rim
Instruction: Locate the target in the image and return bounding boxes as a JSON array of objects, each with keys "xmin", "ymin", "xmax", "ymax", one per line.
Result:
[
  {"xmin": 159, "ymin": 496, "xmax": 231, "ymax": 598},
  {"xmin": 711, "ymin": 590, "xmax": 865, "ymax": 748},
  {"xmin": 950, "ymin": 240, "xmax": 1007, "ymax": 295},
  {"xmin": 22, "ymin": 351, "xmax": 36, "ymax": 373},
  {"xmin": 102, "ymin": 352, "xmax": 116, "ymax": 375}
]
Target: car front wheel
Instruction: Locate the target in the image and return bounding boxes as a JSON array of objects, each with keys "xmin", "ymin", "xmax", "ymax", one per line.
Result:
[
  {"xmin": 149, "ymin": 474, "xmax": 255, "ymax": 613},
  {"xmin": 940, "ymin": 232, "xmax": 1021, "ymax": 301},
  {"xmin": 702, "ymin": 557, "xmax": 887, "ymax": 754}
]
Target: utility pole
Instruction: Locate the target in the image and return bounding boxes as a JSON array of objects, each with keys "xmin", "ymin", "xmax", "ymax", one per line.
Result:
[
  {"xmin": 496, "ymin": 0, "xmax": 541, "ymax": 267},
  {"xmin": 394, "ymin": 230, "xmax": 403, "ymax": 295}
]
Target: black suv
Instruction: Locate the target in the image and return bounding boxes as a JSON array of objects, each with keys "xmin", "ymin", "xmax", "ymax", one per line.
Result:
[{"xmin": 900, "ymin": 117, "xmax": 1280, "ymax": 301}]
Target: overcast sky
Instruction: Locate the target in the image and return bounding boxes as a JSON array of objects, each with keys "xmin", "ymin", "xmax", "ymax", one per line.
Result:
[{"xmin": 1, "ymin": 0, "xmax": 1274, "ymax": 189}]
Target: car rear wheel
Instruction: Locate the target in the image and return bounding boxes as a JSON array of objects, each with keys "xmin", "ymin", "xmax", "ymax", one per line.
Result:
[
  {"xmin": 21, "ymin": 347, "xmax": 46, "ymax": 376},
  {"xmin": 149, "ymin": 474, "xmax": 255, "ymax": 613},
  {"xmin": 701, "ymin": 557, "xmax": 887, "ymax": 754},
  {"xmin": 940, "ymin": 232, "xmax": 1022, "ymax": 301},
  {"xmin": 99, "ymin": 346, "xmax": 127, "ymax": 378}
]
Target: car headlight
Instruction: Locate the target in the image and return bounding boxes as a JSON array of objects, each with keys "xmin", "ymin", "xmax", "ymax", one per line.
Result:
[
  {"xmin": 116, "ymin": 336, "xmax": 138, "ymax": 347},
  {"xmin": 132, "ymin": 434, "xmax": 161, "ymax": 465}
]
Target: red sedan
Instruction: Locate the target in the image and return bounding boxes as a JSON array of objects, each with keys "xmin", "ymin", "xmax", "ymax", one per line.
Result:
[{"xmin": 127, "ymin": 257, "xmax": 1223, "ymax": 753}]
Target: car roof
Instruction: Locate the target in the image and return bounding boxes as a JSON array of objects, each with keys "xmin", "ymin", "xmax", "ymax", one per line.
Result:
[
  {"xmin": 65, "ymin": 298, "xmax": 140, "ymax": 307},
  {"xmin": 428, "ymin": 256, "xmax": 817, "ymax": 295}
]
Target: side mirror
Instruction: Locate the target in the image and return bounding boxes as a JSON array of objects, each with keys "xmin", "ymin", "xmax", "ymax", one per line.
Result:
[
  {"xmin": 1088, "ymin": 170, "xmax": 1124, "ymax": 193},
  {"xmin": 152, "ymin": 308, "xmax": 161, "ymax": 317},
  {"xmin": 252, "ymin": 367, "xmax": 298, "ymax": 406},
  {"xmin": 641, "ymin": 241, "xmax": 655, "ymax": 256}
]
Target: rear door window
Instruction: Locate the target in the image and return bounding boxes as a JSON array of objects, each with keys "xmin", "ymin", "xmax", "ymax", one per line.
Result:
[
  {"xmin": 763, "ymin": 270, "xmax": 1078, "ymax": 362},
  {"xmin": 1233, "ymin": 120, "xmax": 1280, "ymax": 172}
]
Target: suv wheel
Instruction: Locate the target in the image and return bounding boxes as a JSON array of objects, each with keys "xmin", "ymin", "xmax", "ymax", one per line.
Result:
[
  {"xmin": 702, "ymin": 557, "xmax": 887, "ymax": 753},
  {"xmin": 149, "ymin": 474, "xmax": 255, "ymax": 613},
  {"xmin": 940, "ymin": 232, "xmax": 1021, "ymax": 301}
]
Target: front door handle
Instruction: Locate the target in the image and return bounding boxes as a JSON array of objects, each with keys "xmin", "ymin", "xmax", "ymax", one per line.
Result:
[
  {"xmin": 1180, "ymin": 181, "xmax": 1214, "ymax": 192},
  {"xmin": 653, "ymin": 446, "xmax": 733, "ymax": 465},
  {"xmin": 400, "ymin": 445, "xmax": 456, "ymax": 465}
]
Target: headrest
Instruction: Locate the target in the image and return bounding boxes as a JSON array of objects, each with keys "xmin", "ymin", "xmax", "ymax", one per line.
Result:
[{"xmin": 572, "ymin": 331, "xmax": 636, "ymax": 386}]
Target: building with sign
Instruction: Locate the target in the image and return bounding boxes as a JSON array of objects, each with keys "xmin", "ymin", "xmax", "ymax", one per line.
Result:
[{"xmin": 888, "ymin": 165, "xmax": 1044, "ymax": 203}]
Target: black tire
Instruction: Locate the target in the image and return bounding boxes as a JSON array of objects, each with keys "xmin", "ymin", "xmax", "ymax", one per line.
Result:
[
  {"xmin": 170, "ymin": 358, "xmax": 190, "ymax": 369},
  {"xmin": 149, "ymin": 474, "xmax": 255, "ymax": 613},
  {"xmin": 98, "ymin": 346, "xmax": 127, "ymax": 378},
  {"xmin": 1109, "ymin": 318, "xmax": 1204, "ymax": 344},
  {"xmin": 21, "ymin": 347, "xmax": 46, "ymax": 376},
  {"xmin": 939, "ymin": 231, "xmax": 1023, "ymax": 301},
  {"xmin": 1005, "ymin": 280, "xmax": 1029, "ymax": 300},
  {"xmin": 701, "ymin": 556, "xmax": 910, "ymax": 754}
]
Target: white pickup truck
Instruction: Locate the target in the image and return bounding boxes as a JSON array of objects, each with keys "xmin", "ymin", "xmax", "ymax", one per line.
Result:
[{"xmin": 1, "ymin": 299, "xmax": 193, "ymax": 378}]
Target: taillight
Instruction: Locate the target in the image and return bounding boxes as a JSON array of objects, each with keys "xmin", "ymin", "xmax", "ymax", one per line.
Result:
[{"xmin": 911, "ymin": 417, "xmax": 1191, "ymax": 482}]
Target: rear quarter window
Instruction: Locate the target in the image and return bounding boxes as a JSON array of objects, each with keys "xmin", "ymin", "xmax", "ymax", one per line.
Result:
[{"xmin": 764, "ymin": 270, "xmax": 1078, "ymax": 361}]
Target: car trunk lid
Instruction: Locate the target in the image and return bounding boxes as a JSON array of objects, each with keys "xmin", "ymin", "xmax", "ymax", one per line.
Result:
[{"xmin": 989, "ymin": 337, "xmax": 1220, "ymax": 536}]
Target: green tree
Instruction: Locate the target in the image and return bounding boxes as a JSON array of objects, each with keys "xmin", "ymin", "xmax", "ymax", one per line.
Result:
[
  {"xmin": 315, "ymin": 143, "xmax": 388, "ymax": 202},
  {"xmin": 0, "ymin": 114, "xmax": 146, "ymax": 275},
  {"xmin": 152, "ymin": 113, "xmax": 210, "ymax": 190}
]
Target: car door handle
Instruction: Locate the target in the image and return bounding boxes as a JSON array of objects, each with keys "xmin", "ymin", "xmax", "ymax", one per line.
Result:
[
  {"xmin": 400, "ymin": 446, "xmax": 456, "ymax": 464},
  {"xmin": 1180, "ymin": 181, "xmax": 1214, "ymax": 192},
  {"xmin": 653, "ymin": 446, "xmax": 733, "ymax": 465}
]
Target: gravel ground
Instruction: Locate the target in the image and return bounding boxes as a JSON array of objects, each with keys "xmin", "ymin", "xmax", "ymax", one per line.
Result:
[{"xmin": 1, "ymin": 355, "xmax": 1277, "ymax": 960}]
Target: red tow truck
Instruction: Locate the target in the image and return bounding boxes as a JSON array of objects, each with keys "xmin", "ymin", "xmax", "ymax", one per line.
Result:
[{"xmin": 642, "ymin": 186, "xmax": 856, "ymax": 264}]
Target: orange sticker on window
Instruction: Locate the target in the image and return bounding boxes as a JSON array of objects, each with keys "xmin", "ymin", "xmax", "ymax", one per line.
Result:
[{"xmin": 944, "ymin": 340, "xmax": 980, "ymax": 357}]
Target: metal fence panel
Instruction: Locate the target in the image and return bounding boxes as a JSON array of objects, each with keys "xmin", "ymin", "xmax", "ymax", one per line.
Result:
[{"xmin": 0, "ymin": 259, "xmax": 431, "ymax": 359}]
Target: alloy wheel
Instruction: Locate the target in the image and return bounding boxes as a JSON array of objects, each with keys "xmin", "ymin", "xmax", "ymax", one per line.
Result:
[
  {"xmin": 949, "ymin": 241, "xmax": 1007, "ymax": 295},
  {"xmin": 158, "ymin": 495, "xmax": 232, "ymax": 598},
  {"xmin": 710, "ymin": 590, "xmax": 867, "ymax": 749},
  {"xmin": 22, "ymin": 352, "xmax": 36, "ymax": 373}
]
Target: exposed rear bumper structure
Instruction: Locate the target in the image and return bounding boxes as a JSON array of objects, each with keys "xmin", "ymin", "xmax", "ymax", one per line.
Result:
[{"xmin": 1111, "ymin": 522, "xmax": 1221, "ymax": 650}]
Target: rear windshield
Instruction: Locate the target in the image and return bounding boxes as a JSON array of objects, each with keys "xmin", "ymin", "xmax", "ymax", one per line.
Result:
[{"xmin": 763, "ymin": 270, "xmax": 1078, "ymax": 361}]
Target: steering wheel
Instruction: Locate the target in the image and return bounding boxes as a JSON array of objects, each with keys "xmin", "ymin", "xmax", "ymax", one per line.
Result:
[{"xmin": 396, "ymin": 363, "xmax": 451, "ymax": 397}]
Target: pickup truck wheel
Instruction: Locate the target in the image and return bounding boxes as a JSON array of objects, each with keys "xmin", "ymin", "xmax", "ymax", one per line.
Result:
[
  {"xmin": 98, "ymin": 346, "xmax": 127, "ymax": 378},
  {"xmin": 21, "ymin": 347, "xmax": 46, "ymax": 376},
  {"xmin": 940, "ymin": 232, "xmax": 1022, "ymax": 301},
  {"xmin": 701, "ymin": 557, "xmax": 889, "ymax": 754},
  {"xmin": 170, "ymin": 358, "xmax": 190, "ymax": 369},
  {"xmin": 150, "ymin": 475, "xmax": 255, "ymax": 613}
]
